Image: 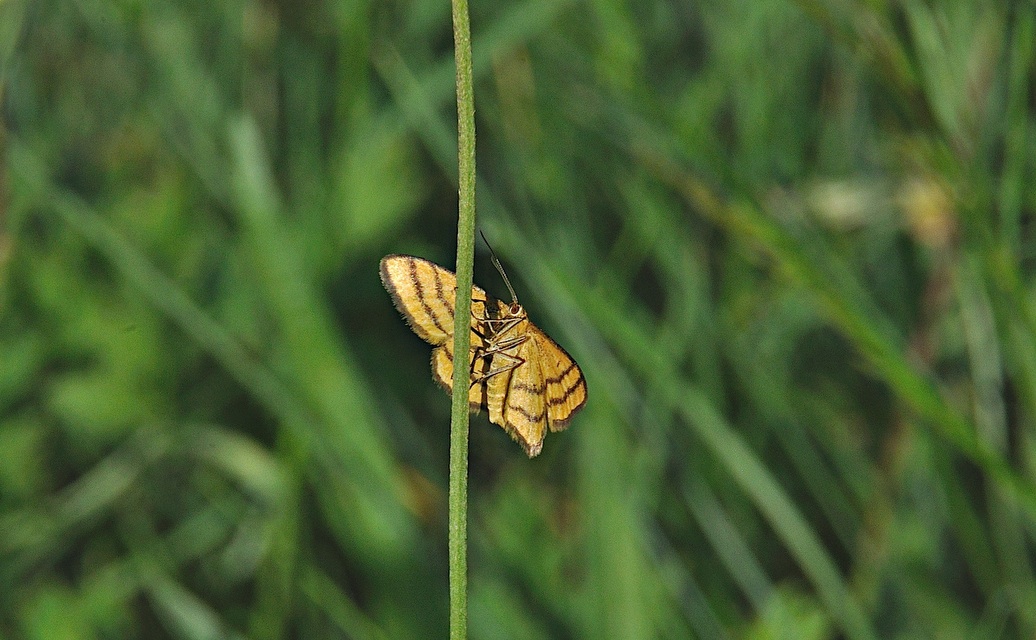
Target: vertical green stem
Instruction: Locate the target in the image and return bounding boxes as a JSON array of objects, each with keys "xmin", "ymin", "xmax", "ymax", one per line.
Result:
[{"xmin": 449, "ymin": 0, "xmax": 476, "ymax": 636}]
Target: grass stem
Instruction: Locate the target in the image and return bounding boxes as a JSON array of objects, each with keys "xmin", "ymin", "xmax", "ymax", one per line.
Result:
[{"xmin": 449, "ymin": 0, "xmax": 476, "ymax": 636}]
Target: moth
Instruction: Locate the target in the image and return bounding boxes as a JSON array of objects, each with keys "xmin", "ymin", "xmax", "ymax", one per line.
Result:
[{"xmin": 379, "ymin": 251, "xmax": 587, "ymax": 457}]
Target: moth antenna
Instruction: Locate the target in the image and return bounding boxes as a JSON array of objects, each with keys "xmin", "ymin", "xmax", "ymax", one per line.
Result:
[{"xmin": 480, "ymin": 230, "xmax": 519, "ymax": 306}]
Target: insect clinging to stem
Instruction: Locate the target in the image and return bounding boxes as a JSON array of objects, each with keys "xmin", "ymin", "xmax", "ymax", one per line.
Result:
[{"xmin": 379, "ymin": 237, "xmax": 587, "ymax": 457}]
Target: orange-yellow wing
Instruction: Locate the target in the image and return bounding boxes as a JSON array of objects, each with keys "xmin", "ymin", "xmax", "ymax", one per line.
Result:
[
  {"xmin": 382, "ymin": 254, "xmax": 502, "ymax": 410},
  {"xmin": 380, "ymin": 255, "xmax": 477, "ymax": 345},
  {"xmin": 530, "ymin": 326, "xmax": 587, "ymax": 431},
  {"xmin": 380, "ymin": 255, "xmax": 457, "ymax": 345},
  {"xmin": 379, "ymin": 254, "xmax": 505, "ymax": 343},
  {"xmin": 483, "ymin": 322, "xmax": 548, "ymax": 457}
]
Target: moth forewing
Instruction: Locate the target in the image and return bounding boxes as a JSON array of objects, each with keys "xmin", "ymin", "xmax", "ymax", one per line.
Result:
[{"xmin": 379, "ymin": 255, "xmax": 457, "ymax": 345}]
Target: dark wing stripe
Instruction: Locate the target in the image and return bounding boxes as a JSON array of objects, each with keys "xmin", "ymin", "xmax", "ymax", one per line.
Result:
[
  {"xmin": 543, "ymin": 361, "xmax": 577, "ymax": 385},
  {"xmin": 382, "ymin": 257, "xmax": 435, "ymax": 341},
  {"xmin": 511, "ymin": 380, "xmax": 546, "ymax": 394},
  {"xmin": 409, "ymin": 258, "xmax": 450, "ymax": 336},
  {"xmin": 499, "ymin": 365, "xmax": 515, "ymax": 422},
  {"xmin": 470, "ymin": 382, "xmax": 489, "ymax": 412},
  {"xmin": 546, "ymin": 378, "xmax": 586, "ymax": 406},
  {"xmin": 548, "ymin": 374, "xmax": 584, "ymax": 393},
  {"xmin": 433, "ymin": 266, "xmax": 456, "ymax": 318},
  {"xmin": 506, "ymin": 404, "xmax": 546, "ymax": 423}
]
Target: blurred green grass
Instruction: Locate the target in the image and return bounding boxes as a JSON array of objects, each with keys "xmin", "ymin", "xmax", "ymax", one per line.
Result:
[{"xmin": 3, "ymin": 0, "xmax": 1036, "ymax": 638}]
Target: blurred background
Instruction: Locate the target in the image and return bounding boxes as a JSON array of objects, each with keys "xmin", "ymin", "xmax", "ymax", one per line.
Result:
[{"xmin": 2, "ymin": 0, "xmax": 1036, "ymax": 637}]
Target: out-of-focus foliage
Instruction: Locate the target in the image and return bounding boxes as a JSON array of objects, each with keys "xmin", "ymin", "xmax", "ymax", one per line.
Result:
[{"xmin": 2, "ymin": 0, "xmax": 1036, "ymax": 637}]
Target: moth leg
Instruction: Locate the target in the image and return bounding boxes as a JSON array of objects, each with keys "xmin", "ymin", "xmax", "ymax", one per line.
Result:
[
  {"xmin": 474, "ymin": 314, "xmax": 523, "ymax": 336},
  {"xmin": 470, "ymin": 317, "xmax": 521, "ymax": 341},
  {"xmin": 470, "ymin": 351, "xmax": 526, "ymax": 385},
  {"xmin": 470, "ymin": 323, "xmax": 491, "ymax": 342},
  {"xmin": 483, "ymin": 334, "xmax": 529, "ymax": 354},
  {"xmin": 479, "ymin": 315, "xmax": 520, "ymax": 326},
  {"xmin": 468, "ymin": 337, "xmax": 528, "ymax": 387},
  {"xmin": 469, "ymin": 301, "xmax": 518, "ymax": 331},
  {"xmin": 469, "ymin": 323, "xmax": 526, "ymax": 359},
  {"xmin": 466, "ymin": 334, "xmax": 528, "ymax": 385},
  {"xmin": 467, "ymin": 314, "xmax": 529, "ymax": 387}
]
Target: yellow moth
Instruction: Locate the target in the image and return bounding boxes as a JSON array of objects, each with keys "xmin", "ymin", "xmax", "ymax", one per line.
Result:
[{"xmin": 379, "ymin": 252, "xmax": 587, "ymax": 457}]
